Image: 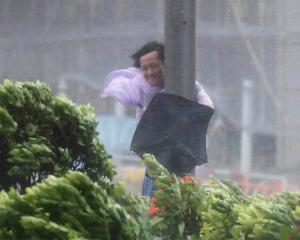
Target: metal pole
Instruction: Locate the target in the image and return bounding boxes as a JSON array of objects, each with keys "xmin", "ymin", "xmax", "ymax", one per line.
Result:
[
  {"xmin": 164, "ymin": 0, "xmax": 196, "ymax": 100},
  {"xmin": 240, "ymin": 79, "xmax": 254, "ymax": 172}
]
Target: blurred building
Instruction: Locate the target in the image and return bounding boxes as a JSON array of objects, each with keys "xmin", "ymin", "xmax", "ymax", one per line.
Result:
[
  {"xmin": 196, "ymin": 1, "xmax": 300, "ymax": 173},
  {"xmin": 0, "ymin": 0, "xmax": 299, "ymax": 174}
]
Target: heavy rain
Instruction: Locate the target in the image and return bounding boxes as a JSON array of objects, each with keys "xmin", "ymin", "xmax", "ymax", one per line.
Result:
[{"xmin": 0, "ymin": 1, "xmax": 299, "ymax": 239}]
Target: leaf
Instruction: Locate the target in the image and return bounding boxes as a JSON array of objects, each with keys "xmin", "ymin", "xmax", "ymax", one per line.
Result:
[{"xmin": 0, "ymin": 107, "xmax": 17, "ymax": 134}]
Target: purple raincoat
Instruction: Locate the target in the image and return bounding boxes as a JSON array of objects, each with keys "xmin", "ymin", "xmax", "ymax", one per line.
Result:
[{"xmin": 101, "ymin": 67, "xmax": 165, "ymax": 121}]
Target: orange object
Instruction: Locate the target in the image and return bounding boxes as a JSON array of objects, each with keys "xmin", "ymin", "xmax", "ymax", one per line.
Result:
[
  {"xmin": 147, "ymin": 197, "xmax": 160, "ymax": 216},
  {"xmin": 147, "ymin": 176, "xmax": 195, "ymax": 216},
  {"xmin": 182, "ymin": 175, "xmax": 195, "ymax": 184}
]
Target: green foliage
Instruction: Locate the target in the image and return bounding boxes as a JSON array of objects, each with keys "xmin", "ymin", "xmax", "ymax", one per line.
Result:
[
  {"xmin": 142, "ymin": 154, "xmax": 300, "ymax": 240},
  {"xmin": 142, "ymin": 155, "xmax": 206, "ymax": 239},
  {"xmin": 111, "ymin": 181, "xmax": 154, "ymax": 240},
  {"xmin": 232, "ymin": 196, "xmax": 293, "ymax": 239},
  {"xmin": 0, "ymin": 154, "xmax": 299, "ymax": 239},
  {"xmin": 0, "ymin": 79, "xmax": 114, "ymax": 193},
  {"xmin": 0, "ymin": 171, "xmax": 135, "ymax": 240}
]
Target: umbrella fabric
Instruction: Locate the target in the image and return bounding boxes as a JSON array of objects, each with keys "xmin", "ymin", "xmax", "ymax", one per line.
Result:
[{"xmin": 130, "ymin": 93, "xmax": 214, "ymax": 175}]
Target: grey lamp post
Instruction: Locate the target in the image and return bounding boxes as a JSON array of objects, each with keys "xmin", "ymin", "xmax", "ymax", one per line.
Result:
[{"xmin": 164, "ymin": 0, "xmax": 196, "ymax": 101}]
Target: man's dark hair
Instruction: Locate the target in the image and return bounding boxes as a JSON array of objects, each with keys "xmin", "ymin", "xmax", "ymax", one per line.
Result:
[{"xmin": 131, "ymin": 41, "xmax": 164, "ymax": 68}]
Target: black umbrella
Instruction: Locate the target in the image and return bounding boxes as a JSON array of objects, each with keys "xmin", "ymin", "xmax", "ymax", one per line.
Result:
[{"xmin": 130, "ymin": 93, "xmax": 214, "ymax": 175}]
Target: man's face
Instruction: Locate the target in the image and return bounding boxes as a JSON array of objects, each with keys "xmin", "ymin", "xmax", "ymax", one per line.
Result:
[{"xmin": 140, "ymin": 51, "xmax": 164, "ymax": 87}]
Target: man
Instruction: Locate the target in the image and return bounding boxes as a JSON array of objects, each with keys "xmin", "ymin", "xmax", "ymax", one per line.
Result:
[
  {"xmin": 131, "ymin": 41, "xmax": 165, "ymax": 88},
  {"xmin": 102, "ymin": 41, "xmax": 214, "ymax": 196}
]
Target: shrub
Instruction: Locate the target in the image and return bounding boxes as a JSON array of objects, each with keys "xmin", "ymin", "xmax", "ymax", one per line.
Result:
[
  {"xmin": 0, "ymin": 80, "xmax": 114, "ymax": 193},
  {"xmin": 142, "ymin": 154, "xmax": 300, "ymax": 240},
  {"xmin": 0, "ymin": 171, "xmax": 135, "ymax": 239}
]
